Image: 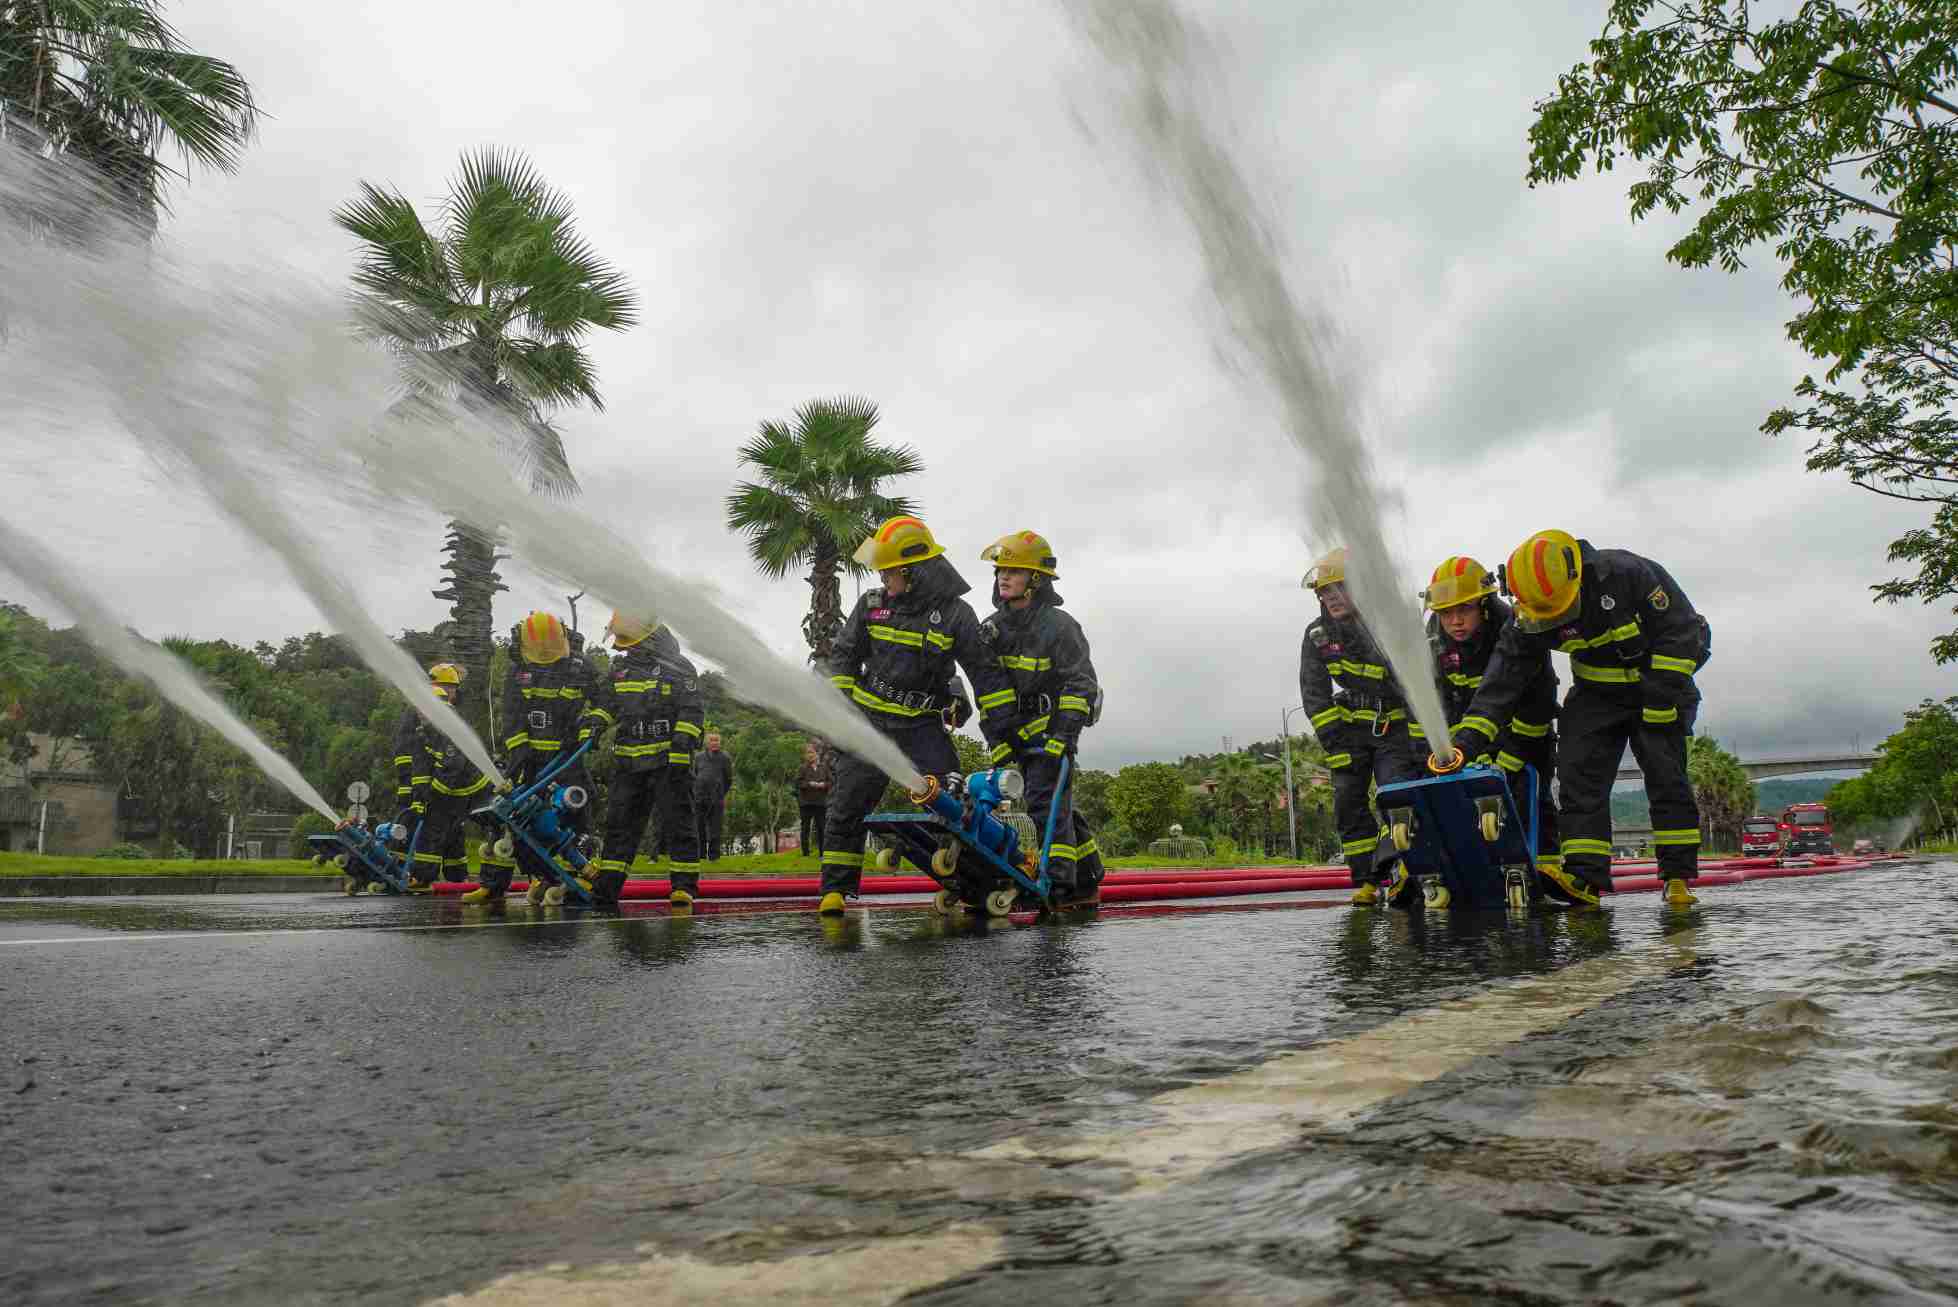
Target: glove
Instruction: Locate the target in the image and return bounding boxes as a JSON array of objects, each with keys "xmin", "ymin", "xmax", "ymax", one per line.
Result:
[
  {"xmin": 1470, "ymin": 753, "xmax": 1493, "ymax": 769},
  {"xmin": 942, "ymin": 700, "xmax": 970, "ymax": 730}
]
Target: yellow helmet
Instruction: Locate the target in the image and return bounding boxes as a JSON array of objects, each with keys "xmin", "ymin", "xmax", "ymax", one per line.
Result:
[
  {"xmin": 428, "ymin": 662, "xmax": 464, "ymax": 686},
  {"xmin": 1502, "ymin": 530, "xmax": 1583, "ymax": 632},
  {"xmin": 517, "ymin": 611, "xmax": 570, "ymax": 664},
  {"xmin": 1301, "ymin": 546, "xmax": 1347, "ymax": 591},
  {"xmin": 979, "ymin": 530, "xmax": 1058, "ymax": 576},
  {"xmin": 853, "ymin": 515, "xmax": 944, "ymax": 571},
  {"xmin": 1421, "ymin": 556, "xmax": 1498, "ymax": 612},
  {"xmin": 605, "ymin": 611, "xmax": 655, "ymax": 648}
]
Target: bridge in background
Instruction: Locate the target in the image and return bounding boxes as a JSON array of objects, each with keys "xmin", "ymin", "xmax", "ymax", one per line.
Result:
[{"xmin": 1616, "ymin": 751, "xmax": 1877, "ymax": 785}]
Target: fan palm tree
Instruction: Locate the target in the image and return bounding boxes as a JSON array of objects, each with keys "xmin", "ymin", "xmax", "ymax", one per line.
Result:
[
  {"xmin": 333, "ymin": 148, "xmax": 638, "ymax": 734},
  {"xmin": 0, "ymin": 0, "xmax": 259, "ymax": 239},
  {"xmin": 725, "ymin": 397, "xmax": 923, "ymax": 666}
]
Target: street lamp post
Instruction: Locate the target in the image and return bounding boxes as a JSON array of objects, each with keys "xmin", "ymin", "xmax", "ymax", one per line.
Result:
[{"xmin": 1279, "ymin": 703, "xmax": 1308, "ymax": 861}]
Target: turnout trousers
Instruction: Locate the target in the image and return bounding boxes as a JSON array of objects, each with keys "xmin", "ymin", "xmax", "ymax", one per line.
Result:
[
  {"xmin": 1556, "ymin": 686, "xmax": 1700, "ymax": 890},
  {"xmin": 476, "ymin": 752, "xmax": 590, "ymax": 898},
  {"xmin": 1021, "ymin": 751, "xmax": 1104, "ymax": 893},
  {"xmin": 821, "ymin": 718, "xmax": 960, "ymax": 896},
  {"xmin": 1327, "ymin": 721, "xmax": 1424, "ymax": 887},
  {"xmin": 596, "ymin": 766, "xmax": 700, "ymax": 903},
  {"xmin": 408, "ymin": 791, "xmax": 475, "ymax": 885}
]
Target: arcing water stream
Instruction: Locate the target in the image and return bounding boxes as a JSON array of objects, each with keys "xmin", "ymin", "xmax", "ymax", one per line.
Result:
[
  {"xmin": 0, "ymin": 160, "xmax": 922, "ymax": 791},
  {"xmin": 0, "ymin": 518, "xmax": 338, "ymax": 822},
  {"xmin": 1061, "ymin": 0, "xmax": 1454, "ymax": 757}
]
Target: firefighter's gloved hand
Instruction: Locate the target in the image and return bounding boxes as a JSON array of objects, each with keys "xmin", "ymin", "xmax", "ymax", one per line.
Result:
[
  {"xmin": 1470, "ymin": 753, "xmax": 1493, "ymax": 769},
  {"xmin": 941, "ymin": 702, "xmax": 968, "ymax": 730}
]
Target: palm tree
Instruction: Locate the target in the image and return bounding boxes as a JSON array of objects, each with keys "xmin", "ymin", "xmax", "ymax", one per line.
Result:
[
  {"xmin": 725, "ymin": 397, "xmax": 923, "ymax": 665},
  {"xmin": 333, "ymin": 148, "xmax": 638, "ymax": 733},
  {"xmin": 0, "ymin": 0, "xmax": 259, "ymax": 239}
]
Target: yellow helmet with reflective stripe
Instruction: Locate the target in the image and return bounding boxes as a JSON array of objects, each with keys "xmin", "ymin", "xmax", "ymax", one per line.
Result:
[
  {"xmin": 853, "ymin": 515, "xmax": 944, "ymax": 571},
  {"xmin": 605, "ymin": 611, "xmax": 655, "ymax": 648},
  {"xmin": 1421, "ymin": 556, "xmax": 1497, "ymax": 611},
  {"xmin": 428, "ymin": 662, "xmax": 464, "ymax": 686},
  {"xmin": 518, "ymin": 611, "xmax": 570, "ymax": 664},
  {"xmin": 979, "ymin": 530, "xmax": 1058, "ymax": 576},
  {"xmin": 1301, "ymin": 546, "xmax": 1346, "ymax": 591},
  {"xmin": 1502, "ymin": 530, "xmax": 1583, "ymax": 632}
]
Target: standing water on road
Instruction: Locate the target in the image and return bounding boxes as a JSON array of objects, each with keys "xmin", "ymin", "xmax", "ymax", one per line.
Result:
[
  {"xmin": 2, "ymin": 862, "xmax": 1954, "ymax": 1304},
  {"xmin": 0, "ymin": 519, "xmax": 337, "ymax": 822},
  {"xmin": 0, "ymin": 161, "xmax": 923, "ymax": 791},
  {"xmin": 1061, "ymin": 0, "xmax": 1453, "ymax": 757}
]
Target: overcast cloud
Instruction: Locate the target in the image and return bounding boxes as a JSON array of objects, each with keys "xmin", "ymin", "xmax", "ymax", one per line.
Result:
[{"xmin": 2, "ymin": 0, "xmax": 1949, "ymax": 769}]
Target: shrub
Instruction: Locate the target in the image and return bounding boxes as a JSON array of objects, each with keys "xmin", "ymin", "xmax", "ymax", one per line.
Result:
[
  {"xmin": 291, "ymin": 811, "xmax": 337, "ymax": 858},
  {"xmin": 93, "ymin": 842, "xmax": 149, "ymax": 860},
  {"xmin": 1096, "ymin": 821, "xmax": 1137, "ymax": 858},
  {"xmin": 1211, "ymin": 835, "xmax": 1239, "ymax": 863}
]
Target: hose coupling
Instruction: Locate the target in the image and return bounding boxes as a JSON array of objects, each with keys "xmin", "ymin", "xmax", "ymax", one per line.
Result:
[
  {"xmin": 1427, "ymin": 748, "xmax": 1465, "ymax": 775},
  {"xmin": 908, "ymin": 774, "xmax": 940, "ymax": 805}
]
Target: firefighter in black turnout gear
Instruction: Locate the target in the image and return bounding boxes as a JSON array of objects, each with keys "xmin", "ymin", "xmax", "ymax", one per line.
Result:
[
  {"xmin": 974, "ymin": 530, "xmax": 1105, "ymax": 909},
  {"xmin": 581, "ymin": 614, "xmax": 704, "ymax": 907},
  {"xmin": 388, "ymin": 662, "xmax": 492, "ymax": 892},
  {"xmin": 1299, "ymin": 547, "xmax": 1425, "ymax": 906},
  {"xmin": 463, "ymin": 610, "xmax": 594, "ymax": 905},
  {"xmin": 818, "ymin": 515, "xmax": 1006, "ymax": 915},
  {"xmin": 1422, "ymin": 557, "xmax": 1560, "ymax": 870},
  {"xmin": 1453, "ymin": 531, "xmax": 1711, "ymax": 909}
]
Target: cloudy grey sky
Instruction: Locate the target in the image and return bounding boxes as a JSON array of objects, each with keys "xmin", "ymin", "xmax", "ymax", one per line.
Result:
[{"xmin": 4, "ymin": 0, "xmax": 1950, "ymax": 767}]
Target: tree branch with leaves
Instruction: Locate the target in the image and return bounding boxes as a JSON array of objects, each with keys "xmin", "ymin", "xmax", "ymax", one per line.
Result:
[{"xmin": 1531, "ymin": 0, "xmax": 1958, "ymax": 658}]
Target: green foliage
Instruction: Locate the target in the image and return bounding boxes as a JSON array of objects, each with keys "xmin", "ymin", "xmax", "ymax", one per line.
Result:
[
  {"xmin": 1828, "ymin": 696, "xmax": 1958, "ymax": 839},
  {"xmin": 4, "ymin": 600, "xmax": 412, "ymax": 854},
  {"xmin": 1073, "ymin": 768, "xmax": 1114, "ymax": 826},
  {"xmin": 334, "ymin": 148, "xmax": 638, "ymax": 731},
  {"xmin": 93, "ymin": 843, "xmax": 148, "ymax": 860},
  {"xmin": 1687, "ymin": 736, "xmax": 1757, "ymax": 848},
  {"xmin": 1109, "ymin": 762, "xmax": 1189, "ymax": 844},
  {"xmin": 0, "ymin": 0, "xmax": 260, "ymax": 238},
  {"xmin": 291, "ymin": 811, "xmax": 337, "ymax": 857},
  {"xmin": 1530, "ymin": 1, "xmax": 1958, "ymax": 659},
  {"xmin": 1095, "ymin": 819, "xmax": 1136, "ymax": 857},
  {"xmin": 724, "ymin": 396, "xmax": 922, "ymax": 662}
]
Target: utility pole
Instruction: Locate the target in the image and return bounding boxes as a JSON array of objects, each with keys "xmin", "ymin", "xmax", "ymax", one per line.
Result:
[{"xmin": 1280, "ymin": 704, "xmax": 1307, "ymax": 861}]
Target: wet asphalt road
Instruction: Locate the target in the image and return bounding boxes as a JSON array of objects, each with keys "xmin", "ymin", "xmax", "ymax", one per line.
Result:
[{"xmin": 3, "ymin": 865, "xmax": 1955, "ymax": 1305}]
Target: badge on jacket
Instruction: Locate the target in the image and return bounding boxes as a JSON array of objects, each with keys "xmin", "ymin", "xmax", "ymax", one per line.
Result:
[
  {"xmin": 516, "ymin": 671, "xmax": 532, "ymax": 685},
  {"xmin": 1647, "ymin": 586, "xmax": 1670, "ymax": 611},
  {"xmin": 613, "ymin": 666, "xmax": 628, "ymax": 680},
  {"xmin": 869, "ymin": 608, "xmax": 891, "ymax": 621}
]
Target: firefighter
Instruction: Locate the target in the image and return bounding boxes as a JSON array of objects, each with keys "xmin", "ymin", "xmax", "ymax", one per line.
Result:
[
  {"xmin": 1299, "ymin": 546, "xmax": 1425, "ymax": 906},
  {"xmin": 462, "ymin": 611, "xmax": 594, "ymax": 906},
  {"xmin": 581, "ymin": 614, "xmax": 704, "ymax": 907},
  {"xmin": 974, "ymin": 530, "xmax": 1105, "ymax": 908},
  {"xmin": 390, "ymin": 662, "xmax": 492, "ymax": 892},
  {"xmin": 819, "ymin": 515, "xmax": 1007, "ymax": 915},
  {"xmin": 1451, "ymin": 531, "xmax": 1711, "ymax": 908},
  {"xmin": 1422, "ymin": 557, "xmax": 1559, "ymax": 881}
]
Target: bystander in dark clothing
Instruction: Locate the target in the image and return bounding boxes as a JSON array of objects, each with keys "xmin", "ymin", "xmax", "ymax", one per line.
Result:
[
  {"xmin": 693, "ymin": 734, "xmax": 735, "ymax": 861},
  {"xmin": 796, "ymin": 746, "xmax": 831, "ymax": 859}
]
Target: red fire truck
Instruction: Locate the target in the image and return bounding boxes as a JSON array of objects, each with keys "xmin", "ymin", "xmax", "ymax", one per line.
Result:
[
  {"xmin": 1740, "ymin": 815, "xmax": 1781, "ymax": 856},
  {"xmin": 1780, "ymin": 802, "xmax": 1835, "ymax": 855}
]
